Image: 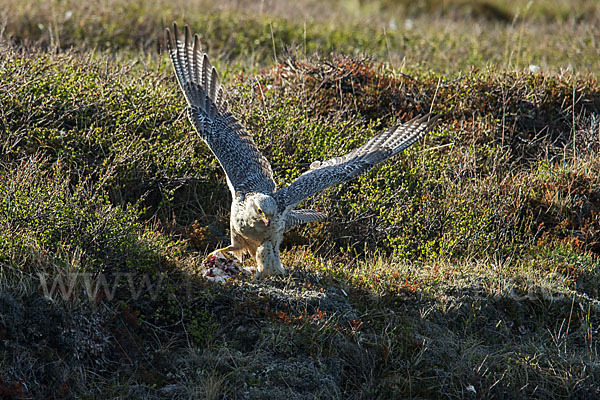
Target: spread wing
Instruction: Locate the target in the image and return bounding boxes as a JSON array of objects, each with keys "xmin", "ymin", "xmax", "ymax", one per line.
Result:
[
  {"xmin": 166, "ymin": 24, "xmax": 275, "ymax": 196},
  {"xmin": 284, "ymin": 209, "xmax": 328, "ymax": 232},
  {"xmin": 274, "ymin": 114, "xmax": 440, "ymax": 210}
]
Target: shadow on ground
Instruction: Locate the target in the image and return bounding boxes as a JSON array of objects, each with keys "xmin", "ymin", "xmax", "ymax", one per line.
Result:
[{"xmin": 2, "ymin": 254, "xmax": 599, "ymax": 399}]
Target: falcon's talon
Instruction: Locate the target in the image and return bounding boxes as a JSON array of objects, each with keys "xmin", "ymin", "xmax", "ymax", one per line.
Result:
[
  {"xmin": 205, "ymin": 248, "xmax": 234, "ymax": 262},
  {"xmin": 166, "ymin": 24, "xmax": 440, "ymax": 280}
]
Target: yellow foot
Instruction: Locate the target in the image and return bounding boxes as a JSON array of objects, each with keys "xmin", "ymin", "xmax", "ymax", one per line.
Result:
[{"xmin": 206, "ymin": 246, "xmax": 235, "ymax": 261}]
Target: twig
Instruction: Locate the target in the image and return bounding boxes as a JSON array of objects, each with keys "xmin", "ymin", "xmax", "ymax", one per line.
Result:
[{"xmin": 270, "ymin": 22, "xmax": 278, "ymax": 63}]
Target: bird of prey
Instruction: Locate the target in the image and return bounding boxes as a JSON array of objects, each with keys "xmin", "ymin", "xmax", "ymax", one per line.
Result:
[{"xmin": 166, "ymin": 24, "xmax": 439, "ymax": 278}]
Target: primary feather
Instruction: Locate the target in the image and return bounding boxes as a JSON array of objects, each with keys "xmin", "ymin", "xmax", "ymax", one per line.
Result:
[
  {"xmin": 272, "ymin": 114, "xmax": 440, "ymax": 211},
  {"xmin": 166, "ymin": 24, "xmax": 275, "ymax": 196}
]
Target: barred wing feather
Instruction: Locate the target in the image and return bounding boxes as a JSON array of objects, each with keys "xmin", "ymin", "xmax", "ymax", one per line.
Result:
[
  {"xmin": 274, "ymin": 114, "xmax": 439, "ymax": 210},
  {"xmin": 166, "ymin": 24, "xmax": 275, "ymax": 196},
  {"xmin": 284, "ymin": 209, "xmax": 328, "ymax": 232}
]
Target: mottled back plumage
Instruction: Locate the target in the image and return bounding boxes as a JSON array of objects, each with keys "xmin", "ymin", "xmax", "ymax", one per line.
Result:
[{"xmin": 166, "ymin": 24, "xmax": 440, "ymax": 278}]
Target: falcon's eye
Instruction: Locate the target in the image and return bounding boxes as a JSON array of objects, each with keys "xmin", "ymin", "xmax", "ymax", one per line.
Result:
[{"xmin": 258, "ymin": 208, "xmax": 263, "ymax": 214}]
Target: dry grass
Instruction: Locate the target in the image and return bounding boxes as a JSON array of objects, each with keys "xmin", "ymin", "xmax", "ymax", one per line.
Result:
[{"xmin": 0, "ymin": 0, "xmax": 598, "ymax": 74}]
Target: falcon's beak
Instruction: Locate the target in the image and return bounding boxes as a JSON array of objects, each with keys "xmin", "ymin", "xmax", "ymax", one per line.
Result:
[{"xmin": 263, "ymin": 217, "xmax": 271, "ymax": 227}]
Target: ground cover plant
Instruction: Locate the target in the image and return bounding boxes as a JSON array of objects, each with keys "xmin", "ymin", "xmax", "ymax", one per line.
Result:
[{"xmin": 0, "ymin": 0, "xmax": 599, "ymax": 398}]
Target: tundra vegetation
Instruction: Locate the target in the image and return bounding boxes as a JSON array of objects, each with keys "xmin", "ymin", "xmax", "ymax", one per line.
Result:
[{"xmin": 0, "ymin": 0, "xmax": 599, "ymax": 398}]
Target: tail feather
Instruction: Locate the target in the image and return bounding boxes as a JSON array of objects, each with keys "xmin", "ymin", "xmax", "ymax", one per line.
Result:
[{"xmin": 285, "ymin": 209, "xmax": 328, "ymax": 232}]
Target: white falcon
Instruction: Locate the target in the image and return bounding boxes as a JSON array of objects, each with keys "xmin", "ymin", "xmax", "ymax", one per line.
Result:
[{"xmin": 166, "ymin": 24, "xmax": 439, "ymax": 278}]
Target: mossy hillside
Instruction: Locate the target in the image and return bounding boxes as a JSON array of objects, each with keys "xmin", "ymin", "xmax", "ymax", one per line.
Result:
[
  {"xmin": 2, "ymin": 47, "xmax": 599, "ymax": 265},
  {"xmin": 0, "ymin": 16, "xmax": 599, "ymax": 399},
  {"xmin": 0, "ymin": 157, "xmax": 152, "ymax": 274},
  {"xmin": 0, "ymin": 47, "xmax": 232, "ymax": 226}
]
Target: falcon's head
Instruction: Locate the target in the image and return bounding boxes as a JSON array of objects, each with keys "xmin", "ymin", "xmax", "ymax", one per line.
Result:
[{"xmin": 248, "ymin": 193, "xmax": 278, "ymax": 227}]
